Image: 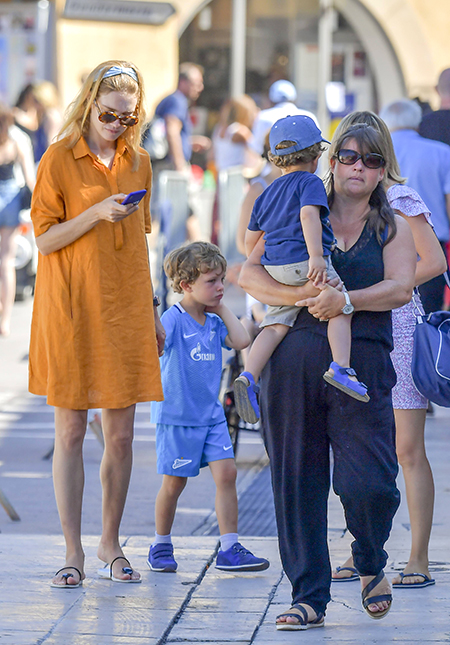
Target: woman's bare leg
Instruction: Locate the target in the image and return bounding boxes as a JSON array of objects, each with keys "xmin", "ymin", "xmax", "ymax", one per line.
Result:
[
  {"xmin": 52, "ymin": 407, "xmax": 88, "ymax": 586},
  {"xmin": 97, "ymin": 405, "xmax": 140, "ymax": 581},
  {"xmin": 392, "ymin": 408, "xmax": 434, "ymax": 584},
  {"xmin": 0, "ymin": 227, "xmax": 18, "ymax": 336}
]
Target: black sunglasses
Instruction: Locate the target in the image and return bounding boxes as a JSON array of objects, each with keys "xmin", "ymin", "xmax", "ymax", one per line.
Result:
[
  {"xmin": 94, "ymin": 100, "xmax": 139, "ymax": 127},
  {"xmin": 336, "ymin": 148, "xmax": 385, "ymax": 169}
]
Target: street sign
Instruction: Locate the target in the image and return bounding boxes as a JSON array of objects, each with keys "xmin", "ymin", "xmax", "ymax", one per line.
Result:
[{"xmin": 63, "ymin": 0, "xmax": 176, "ymax": 25}]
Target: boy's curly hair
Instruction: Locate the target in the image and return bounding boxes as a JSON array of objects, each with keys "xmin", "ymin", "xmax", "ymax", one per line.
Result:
[
  {"xmin": 164, "ymin": 242, "xmax": 227, "ymax": 294},
  {"xmin": 268, "ymin": 140, "xmax": 325, "ymax": 167}
]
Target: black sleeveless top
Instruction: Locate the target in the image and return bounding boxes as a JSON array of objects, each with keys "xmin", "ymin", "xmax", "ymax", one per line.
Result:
[
  {"xmin": 0, "ymin": 160, "xmax": 15, "ymax": 181},
  {"xmin": 294, "ymin": 220, "xmax": 393, "ymax": 350}
]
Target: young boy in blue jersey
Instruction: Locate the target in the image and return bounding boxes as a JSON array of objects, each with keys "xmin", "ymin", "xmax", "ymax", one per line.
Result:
[
  {"xmin": 234, "ymin": 115, "xmax": 370, "ymax": 425},
  {"xmin": 149, "ymin": 242, "xmax": 270, "ymax": 573}
]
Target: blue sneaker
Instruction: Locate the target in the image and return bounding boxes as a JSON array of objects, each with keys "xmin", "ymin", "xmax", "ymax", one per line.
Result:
[
  {"xmin": 147, "ymin": 543, "xmax": 177, "ymax": 573},
  {"xmin": 234, "ymin": 372, "xmax": 260, "ymax": 424},
  {"xmin": 216, "ymin": 542, "xmax": 270, "ymax": 572},
  {"xmin": 323, "ymin": 362, "xmax": 370, "ymax": 403}
]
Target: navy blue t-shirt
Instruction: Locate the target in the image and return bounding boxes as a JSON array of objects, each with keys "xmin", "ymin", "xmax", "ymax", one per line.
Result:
[
  {"xmin": 248, "ymin": 171, "xmax": 334, "ymax": 265},
  {"xmin": 155, "ymin": 90, "xmax": 192, "ymax": 162}
]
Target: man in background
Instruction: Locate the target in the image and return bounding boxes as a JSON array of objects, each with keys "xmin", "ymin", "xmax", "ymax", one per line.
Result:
[
  {"xmin": 149, "ymin": 63, "xmax": 209, "ymax": 241},
  {"xmin": 251, "ymin": 80, "xmax": 318, "ymax": 156},
  {"xmin": 419, "ymin": 68, "xmax": 450, "ymax": 147},
  {"xmin": 381, "ymin": 99, "xmax": 450, "ymax": 312},
  {"xmin": 154, "ymin": 62, "xmax": 209, "ymax": 172}
]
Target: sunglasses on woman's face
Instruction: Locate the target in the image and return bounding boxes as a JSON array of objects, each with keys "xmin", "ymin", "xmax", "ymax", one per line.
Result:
[
  {"xmin": 94, "ymin": 100, "xmax": 138, "ymax": 127},
  {"xmin": 336, "ymin": 148, "xmax": 385, "ymax": 169}
]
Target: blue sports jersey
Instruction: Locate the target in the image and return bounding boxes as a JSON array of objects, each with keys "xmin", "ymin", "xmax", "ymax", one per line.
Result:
[
  {"xmin": 151, "ymin": 303, "xmax": 230, "ymax": 426},
  {"xmin": 248, "ymin": 171, "xmax": 333, "ymax": 265}
]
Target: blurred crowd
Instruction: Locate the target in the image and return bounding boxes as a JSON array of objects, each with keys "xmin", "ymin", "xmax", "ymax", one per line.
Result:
[{"xmin": 1, "ymin": 65, "xmax": 450, "ymax": 340}]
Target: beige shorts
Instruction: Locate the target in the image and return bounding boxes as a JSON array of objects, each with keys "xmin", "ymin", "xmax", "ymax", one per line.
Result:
[{"xmin": 261, "ymin": 257, "xmax": 339, "ymax": 328}]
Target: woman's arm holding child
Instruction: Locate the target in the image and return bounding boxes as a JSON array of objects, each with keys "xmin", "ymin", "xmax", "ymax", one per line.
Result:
[{"xmin": 205, "ymin": 303, "xmax": 250, "ymax": 350}]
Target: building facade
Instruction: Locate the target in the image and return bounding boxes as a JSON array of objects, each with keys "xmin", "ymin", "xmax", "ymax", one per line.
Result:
[{"xmin": 0, "ymin": 0, "xmax": 448, "ymax": 125}]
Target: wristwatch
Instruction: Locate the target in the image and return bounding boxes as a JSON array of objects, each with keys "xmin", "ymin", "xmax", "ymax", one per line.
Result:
[
  {"xmin": 341, "ymin": 291, "xmax": 354, "ymax": 315},
  {"xmin": 153, "ymin": 295, "xmax": 161, "ymax": 307}
]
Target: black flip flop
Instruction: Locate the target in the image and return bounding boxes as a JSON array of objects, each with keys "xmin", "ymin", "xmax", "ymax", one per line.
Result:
[{"xmin": 332, "ymin": 565, "xmax": 360, "ymax": 582}]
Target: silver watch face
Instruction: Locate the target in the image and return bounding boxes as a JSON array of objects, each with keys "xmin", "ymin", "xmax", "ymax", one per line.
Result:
[{"xmin": 342, "ymin": 303, "xmax": 354, "ymax": 315}]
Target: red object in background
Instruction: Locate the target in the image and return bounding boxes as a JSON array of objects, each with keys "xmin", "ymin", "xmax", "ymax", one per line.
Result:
[{"xmin": 190, "ymin": 164, "xmax": 204, "ymax": 184}]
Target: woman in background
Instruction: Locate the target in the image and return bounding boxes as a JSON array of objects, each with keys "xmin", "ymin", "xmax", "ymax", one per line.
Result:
[{"xmin": 0, "ymin": 103, "xmax": 35, "ymax": 336}]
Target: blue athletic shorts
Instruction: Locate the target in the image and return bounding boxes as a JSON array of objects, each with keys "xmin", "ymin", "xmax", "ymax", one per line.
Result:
[{"xmin": 155, "ymin": 421, "xmax": 234, "ymax": 477}]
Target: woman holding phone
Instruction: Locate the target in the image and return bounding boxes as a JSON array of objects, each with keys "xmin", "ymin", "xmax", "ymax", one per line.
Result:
[{"xmin": 29, "ymin": 60, "xmax": 164, "ymax": 587}]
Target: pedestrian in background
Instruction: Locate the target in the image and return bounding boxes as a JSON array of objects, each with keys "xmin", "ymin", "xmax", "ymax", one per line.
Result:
[
  {"xmin": 212, "ymin": 94, "xmax": 259, "ymax": 173},
  {"xmin": 251, "ymin": 80, "xmax": 318, "ymax": 157},
  {"xmin": 28, "ymin": 60, "xmax": 164, "ymax": 588},
  {"xmin": 330, "ymin": 111, "xmax": 446, "ymax": 590},
  {"xmin": 419, "ymin": 68, "xmax": 450, "ymax": 147},
  {"xmin": 210, "ymin": 94, "xmax": 260, "ymax": 244},
  {"xmin": 13, "ymin": 81, "xmax": 63, "ymax": 165},
  {"xmin": 0, "ymin": 102, "xmax": 35, "ymax": 337},
  {"xmin": 380, "ymin": 99, "xmax": 450, "ymax": 313},
  {"xmin": 149, "ymin": 62, "xmax": 210, "ymax": 241},
  {"xmin": 239, "ymin": 123, "xmax": 416, "ymax": 629},
  {"xmin": 148, "ymin": 242, "xmax": 269, "ymax": 575}
]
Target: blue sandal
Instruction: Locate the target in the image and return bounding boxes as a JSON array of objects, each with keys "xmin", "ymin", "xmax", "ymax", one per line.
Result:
[
  {"xmin": 323, "ymin": 362, "xmax": 370, "ymax": 402},
  {"xmin": 234, "ymin": 371, "xmax": 260, "ymax": 424}
]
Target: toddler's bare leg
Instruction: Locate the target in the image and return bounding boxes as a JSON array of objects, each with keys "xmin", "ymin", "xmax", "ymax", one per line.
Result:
[
  {"xmin": 245, "ymin": 324, "xmax": 289, "ymax": 382},
  {"xmin": 327, "ymin": 314, "xmax": 358, "ymax": 383}
]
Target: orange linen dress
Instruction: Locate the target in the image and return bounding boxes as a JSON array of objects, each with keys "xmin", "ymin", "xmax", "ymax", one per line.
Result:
[{"xmin": 29, "ymin": 136, "xmax": 163, "ymax": 409}]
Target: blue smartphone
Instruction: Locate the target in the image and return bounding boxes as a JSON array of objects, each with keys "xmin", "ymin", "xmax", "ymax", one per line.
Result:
[{"xmin": 122, "ymin": 189, "xmax": 147, "ymax": 206}]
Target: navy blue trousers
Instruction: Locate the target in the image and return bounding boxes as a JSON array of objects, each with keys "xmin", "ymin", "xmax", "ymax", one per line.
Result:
[{"xmin": 260, "ymin": 327, "xmax": 400, "ymax": 615}]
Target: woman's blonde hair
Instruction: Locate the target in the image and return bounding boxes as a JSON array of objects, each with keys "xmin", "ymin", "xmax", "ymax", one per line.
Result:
[
  {"xmin": 33, "ymin": 81, "xmax": 60, "ymax": 110},
  {"xmin": 164, "ymin": 242, "xmax": 227, "ymax": 294},
  {"xmin": 329, "ymin": 110, "xmax": 405, "ymax": 186},
  {"xmin": 218, "ymin": 95, "xmax": 258, "ymax": 135},
  {"xmin": 58, "ymin": 60, "xmax": 147, "ymax": 170}
]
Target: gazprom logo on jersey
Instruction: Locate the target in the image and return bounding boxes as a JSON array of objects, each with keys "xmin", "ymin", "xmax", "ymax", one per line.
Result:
[{"xmin": 190, "ymin": 342, "xmax": 215, "ymax": 362}]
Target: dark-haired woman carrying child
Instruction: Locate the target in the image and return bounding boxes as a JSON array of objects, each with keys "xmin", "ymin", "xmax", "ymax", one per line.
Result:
[{"xmin": 239, "ymin": 123, "xmax": 416, "ymax": 630}]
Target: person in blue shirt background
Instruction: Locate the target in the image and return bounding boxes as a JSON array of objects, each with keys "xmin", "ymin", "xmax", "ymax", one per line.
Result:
[
  {"xmin": 149, "ymin": 241, "xmax": 270, "ymax": 574},
  {"xmin": 380, "ymin": 99, "xmax": 450, "ymax": 313},
  {"xmin": 234, "ymin": 115, "xmax": 371, "ymax": 426}
]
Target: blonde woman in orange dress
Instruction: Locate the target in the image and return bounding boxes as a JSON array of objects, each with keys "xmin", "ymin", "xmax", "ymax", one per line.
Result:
[{"xmin": 29, "ymin": 61, "xmax": 164, "ymax": 588}]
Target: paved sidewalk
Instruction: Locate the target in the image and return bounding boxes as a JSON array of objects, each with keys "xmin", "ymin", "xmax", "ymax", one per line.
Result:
[{"xmin": 1, "ymin": 405, "xmax": 449, "ymax": 643}]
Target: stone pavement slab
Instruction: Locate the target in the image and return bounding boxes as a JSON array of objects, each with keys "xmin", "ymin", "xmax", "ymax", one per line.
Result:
[{"xmin": 2, "ymin": 513, "xmax": 449, "ymax": 644}]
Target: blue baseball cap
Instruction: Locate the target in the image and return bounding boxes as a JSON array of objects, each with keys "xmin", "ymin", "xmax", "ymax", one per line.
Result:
[
  {"xmin": 269, "ymin": 80, "xmax": 297, "ymax": 104},
  {"xmin": 269, "ymin": 115, "xmax": 330, "ymax": 156}
]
